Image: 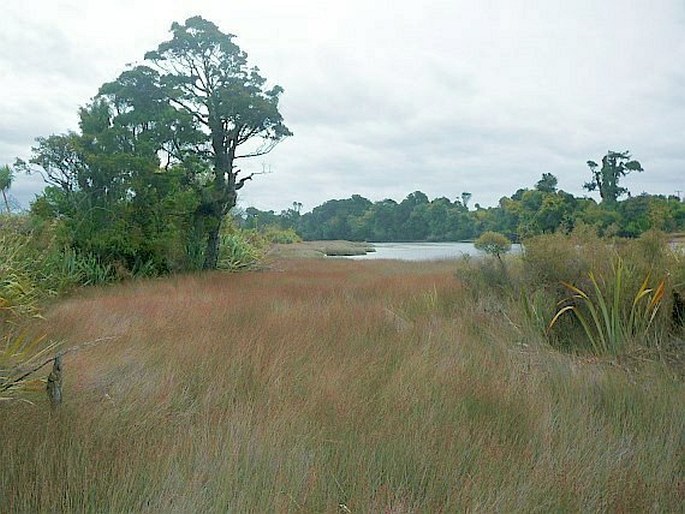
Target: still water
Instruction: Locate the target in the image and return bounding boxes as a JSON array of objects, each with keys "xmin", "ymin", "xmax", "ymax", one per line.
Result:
[{"xmin": 346, "ymin": 242, "xmax": 483, "ymax": 261}]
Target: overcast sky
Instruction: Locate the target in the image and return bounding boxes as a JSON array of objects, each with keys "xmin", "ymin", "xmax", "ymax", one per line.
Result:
[{"xmin": 2, "ymin": 0, "xmax": 684, "ymax": 212}]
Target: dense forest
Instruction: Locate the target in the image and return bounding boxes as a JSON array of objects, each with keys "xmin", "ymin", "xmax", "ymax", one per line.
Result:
[{"xmin": 242, "ymin": 165, "xmax": 685, "ymax": 242}]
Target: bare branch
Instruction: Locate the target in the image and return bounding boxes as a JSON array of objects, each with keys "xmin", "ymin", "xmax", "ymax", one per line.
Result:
[
  {"xmin": 235, "ymin": 139, "xmax": 280, "ymax": 160},
  {"xmin": 235, "ymin": 174, "xmax": 253, "ymax": 190}
]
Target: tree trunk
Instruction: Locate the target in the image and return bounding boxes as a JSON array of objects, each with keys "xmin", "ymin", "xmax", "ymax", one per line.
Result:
[
  {"xmin": 202, "ymin": 126, "xmax": 238, "ymax": 270},
  {"xmin": 2, "ymin": 189, "xmax": 9, "ymax": 213},
  {"xmin": 203, "ymin": 222, "xmax": 221, "ymax": 270},
  {"xmin": 202, "ymin": 190, "xmax": 238, "ymax": 270}
]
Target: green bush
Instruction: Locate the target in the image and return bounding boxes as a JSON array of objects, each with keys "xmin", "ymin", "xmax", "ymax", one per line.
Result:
[
  {"xmin": 0, "ymin": 228, "xmax": 49, "ymax": 321},
  {"xmin": 474, "ymin": 231, "xmax": 512, "ymax": 260},
  {"xmin": 217, "ymin": 220, "xmax": 267, "ymax": 271},
  {"xmin": 259, "ymin": 225, "xmax": 302, "ymax": 244},
  {"xmin": 0, "ymin": 216, "xmax": 63, "ymax": 402},
  {"xmin": 522, "ymin": 226, "xmax": 614, "ymax": 295},
  {"xmin": 521, "ymin": 228, "xmax": 683, "ymax": 354}
]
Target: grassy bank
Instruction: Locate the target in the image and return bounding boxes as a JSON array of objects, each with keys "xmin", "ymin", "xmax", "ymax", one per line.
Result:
[{"xmin": 1, "ymin": 258, "xmax": 682, "ymax": 512}]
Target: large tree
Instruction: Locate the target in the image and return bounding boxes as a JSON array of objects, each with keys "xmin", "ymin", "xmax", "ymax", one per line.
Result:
[
  {"xmin": 0, "ymin": 165, "xmax": 14, "ymax": 213},
  {"xmin": 584, "ymin": 151, "xmax": 643, "ymax": 205},
  {"xmin": 98, "ymin": 16, "xmax": 291, "ymax": 268},
  {"xmin": 23, "ymin": 16, "xmax": 291, "ymax": 270}
]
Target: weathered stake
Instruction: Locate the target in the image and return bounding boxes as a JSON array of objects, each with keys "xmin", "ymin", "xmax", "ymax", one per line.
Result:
[{"xmin": 46, "ymin": 355, "xmax": 63, "ymax": 408}]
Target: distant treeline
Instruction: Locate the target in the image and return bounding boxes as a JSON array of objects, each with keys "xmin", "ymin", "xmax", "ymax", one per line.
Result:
[{"xmin": 241, "ymin": 175, "xmax": 685, "ymax": 242}]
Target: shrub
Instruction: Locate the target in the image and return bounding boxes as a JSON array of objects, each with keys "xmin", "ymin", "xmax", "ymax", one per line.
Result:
[
  {"xmin": 515, "ymin": 227, "xmax": 683, "ymax": 354},
  {"xmin": 522, "ymin": 227, "xmax": 614, "ymax": 295},
  {"xmin": 0, "ymin": 215, "xmax": 63, "ymax": 402},
  {"xmin": 260, "ymin": 225, "xmax": 302, "ymax": 244},
  {"xmin": 0, "ymin": 229, "xmax": 47, "ymax": 321},
  {"xmin": 474, "ymin": 231, "xmax": 512, "ymax": 261},
  {"xmin": 218, "ymin": 220, "xmax": 267, "ymax": 271}
]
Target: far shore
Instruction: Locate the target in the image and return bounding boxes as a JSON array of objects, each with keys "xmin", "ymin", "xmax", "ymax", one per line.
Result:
[
  {"xmin": 269, "ymin": 233, "xmax": 685, "ymax": 261},
  {"xmin": 267, "ymin": 240, "xmax": 375, "ymax": 259}
]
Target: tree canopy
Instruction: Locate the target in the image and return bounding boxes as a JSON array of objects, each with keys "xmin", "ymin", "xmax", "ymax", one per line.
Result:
[
  {"xmin": 584, "ymin": 151, "xmax": 643, "ymax": 204},
  {"xmin": 101, "ymin": 15, "xmax": 291, "ymax": 268},
  {"xmin": 241, "ymin": 170, "xmax": 685, "ymax": 243},
  {"xmin": 20, "ymin": 16, "xmax": 290, "ymax": 272}
]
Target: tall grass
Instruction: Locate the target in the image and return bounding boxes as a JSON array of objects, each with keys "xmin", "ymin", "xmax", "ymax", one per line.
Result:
[{"xmin": 1, "ymin": 259, "xmax": 682, "ymax": 511}]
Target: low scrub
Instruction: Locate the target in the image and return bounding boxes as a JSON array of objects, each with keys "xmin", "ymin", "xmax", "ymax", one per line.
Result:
[
  {"xmin": 457, "ymin": 227, "xmax": 684, "ymax": 356},
  {"xmin": 0, "ymin": 221, "xmax": 58, "ymax": 402},
  {"xmin": 259, "ymin": 225, "xmax": 302, "ymax": 244}
]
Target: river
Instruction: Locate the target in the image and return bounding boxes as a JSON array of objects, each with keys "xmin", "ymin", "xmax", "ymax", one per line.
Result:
[{"xmin": 345, "ymin": 242, "xmax": 498, "ymax": 261}]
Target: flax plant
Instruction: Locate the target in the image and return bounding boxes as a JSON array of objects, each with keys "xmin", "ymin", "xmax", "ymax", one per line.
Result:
[
  {"xmin": 549, "ymin": 257, "xmax": 666, "ymax": 355},
  {"xmin": 217, "ymin": 232, "xmax": 266, "ymax": 271}
]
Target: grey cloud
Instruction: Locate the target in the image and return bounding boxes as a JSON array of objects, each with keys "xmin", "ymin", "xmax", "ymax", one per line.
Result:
[{"xmin": 2, "ymin": 0, "xmax": 685, "ymax": 215}]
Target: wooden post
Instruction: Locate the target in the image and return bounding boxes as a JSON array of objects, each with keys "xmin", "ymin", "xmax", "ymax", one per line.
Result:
[{"xmin": 46, "ymin": 355, "xmax": 63, "ymax": 408}]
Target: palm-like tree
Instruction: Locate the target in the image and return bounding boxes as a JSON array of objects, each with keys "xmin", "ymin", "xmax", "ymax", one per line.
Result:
[{"xmin": 0, "ymin": 165, "xmax": 14, "ymax": 213}]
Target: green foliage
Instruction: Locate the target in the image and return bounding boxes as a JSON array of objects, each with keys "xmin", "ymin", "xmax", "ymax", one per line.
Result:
[
  {"xmin": 520, "ymin": 288, "xmax": 558, "ymax": 339},
  {"xmin": 0, "ymin": 217, "xmax": 63, "ymax": 402},
  {"xmin": 259, "ymin": 225, "xmax": 301, "ymax": 244},
  {"xmin": 0, "ymin": 270, "xmax": 40, "ymax": 322},
  {"xmin": 138, "ymin": 15, "xmax": 291, "ymax": 268},
  {"xmin": 23, "ymin": 113, "xmax": 203, "ymax": 277},
  {"xmin": 535, "ymin": 172, "xmax": 558, "ymax": 193},
  {"xmin": 21, "ymin": 15, "xmax": 290, "ymax": 273},
  {"xmin": 520, "ymin": 229, "xmax": 683, "ymax": 355},
  {"xmin": 217, "ymin": 220, "xmax": 267, "ymax": 271},
  {"xmin": 549, "ymin": 257, "xmax": 666, "ymax": 355},
  {"xmin": 584, "ymin": 150, "xmax": 643, "ymax": 204},
  {"xmin": 0, "ymin": 222, "xmax": 50, "ymax": 321},
  {"xmin": 287, "ymin": 192, "xmax": 474, "ymax": 242},
  {"xmin": 474, "ymin": 231, "xmax": 512, "ymax": 259},
  {"xmin": 0, "ymin": 164, "xmax": 14, "ymax": 213},
  {"xmin": 250, "ymin": 168, "xmax": 685, "ymax": 244},
  {"xmin": 57, "ymin": 248, "xmax": 117, "ymax": 286},
  {"xmin": 522, "ymin": 227, "xmax": 612, "ymax": 294}
]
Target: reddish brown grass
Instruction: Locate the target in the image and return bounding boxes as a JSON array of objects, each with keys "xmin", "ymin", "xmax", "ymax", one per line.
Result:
[{"xmin": 1, "ymin": 258, "xmax": 682, "ymax": 512}]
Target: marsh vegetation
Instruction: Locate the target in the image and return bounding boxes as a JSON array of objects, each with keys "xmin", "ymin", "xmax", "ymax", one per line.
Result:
[{"xmin": 1, "ymin": 229, "xmax": 683, "ymax": 511}]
